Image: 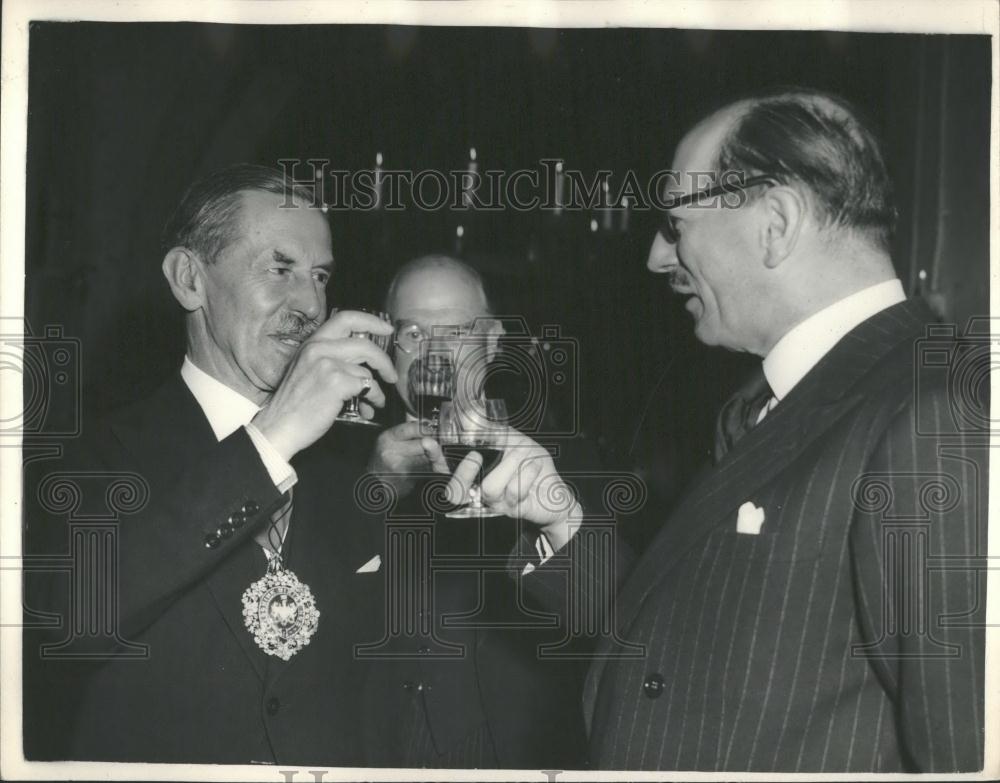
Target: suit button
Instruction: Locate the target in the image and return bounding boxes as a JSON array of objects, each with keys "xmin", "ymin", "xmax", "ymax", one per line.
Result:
[
  {"xmin": 204, "ymin": 533, "xmax": 221, "ymax": 549},
  {"xmin": 242, "ymin": 501, "xmax": 259, "ymax": 515},
  {"xmin": 229, "ymin": 512, "xmax": 245, "ymax": 528},
  {"xmin": 643, "ymin": 673, "xmax": 665, "ymax": 698},
  {"xmin": 218, "ymin": 523, "xmax": 234, "ymax": 539},
  {"xmin": 266, "ymin": 697, "xmax": 280, "ymax": 715}
]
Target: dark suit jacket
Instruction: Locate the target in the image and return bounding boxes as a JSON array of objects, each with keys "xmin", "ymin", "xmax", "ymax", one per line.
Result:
[
  {"xmin": 23, "ymin": 375, "xmax": 389, "ymax": 765},
  {"xmin": 352, "ymin": 430, "xmax": 598, "ymax": 769},
  {"xmin": 521, "ymin": 298, "xmax": 987, "ymax": 772}
]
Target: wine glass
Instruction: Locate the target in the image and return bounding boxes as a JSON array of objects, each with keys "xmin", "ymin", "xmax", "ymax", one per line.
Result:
[
  {"xmin": 335, "ymin": 308, "xmax": 393, "ymax": 426},
  {"xmin": 406, "ymin": 350, "xmax": 455, "ymax": 429},
  {"xmin": 438, "ymin": 398, "xmax": 508, "ymax": 518}
]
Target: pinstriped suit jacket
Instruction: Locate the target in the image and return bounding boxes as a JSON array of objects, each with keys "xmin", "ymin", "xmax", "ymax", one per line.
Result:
[{"xmin": 523, "ymin": 298, "xmax": 987, "ymax": 772}]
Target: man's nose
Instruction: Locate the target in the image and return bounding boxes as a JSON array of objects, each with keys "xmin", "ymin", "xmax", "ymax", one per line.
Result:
[
  {"xmin": 647, "ymin": 231, "xmax": 678, "ymax": 274},
  {"xmin": 291, "ymin": 275, "xmax": 324, "ymax": 321}
]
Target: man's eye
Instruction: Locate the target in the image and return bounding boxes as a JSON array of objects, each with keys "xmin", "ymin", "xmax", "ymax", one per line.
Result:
[{"xmin": 270, "ymin": 267, "xmax": 292, "ymax": 276}]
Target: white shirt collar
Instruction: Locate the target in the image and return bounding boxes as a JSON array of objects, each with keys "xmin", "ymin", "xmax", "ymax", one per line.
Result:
[
  {"xmin": 180, "ymin": 356, "xmax": 262, "ymax": 441},
  {"xmin": 762, "ymin": 279, "xmax": 906, "ymax": 402}
]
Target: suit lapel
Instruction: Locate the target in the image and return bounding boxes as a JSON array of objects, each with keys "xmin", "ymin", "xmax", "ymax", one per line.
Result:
[
  {"xmin": 262, "ymin": 441, "xmax": 379, "ymax": 689},
  {"xmin": 584, "ymin": 298, "xmax": 932, "ymax": 721},
  {"xmin": 111, "ymin": 374, "xmax": 269, "ymax": 682},
  {"xmin": 205, "ymin": 545, "xmax": 270, "ymax": 682}
]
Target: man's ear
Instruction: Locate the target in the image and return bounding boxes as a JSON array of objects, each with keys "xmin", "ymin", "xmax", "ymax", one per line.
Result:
[
  {"xmin": 161, "ymin": 247, "xmax": 205, "ymax": 311},
  {"xmin": 759, "ymin": 187, "xmax": 806, "ymax": 269}
]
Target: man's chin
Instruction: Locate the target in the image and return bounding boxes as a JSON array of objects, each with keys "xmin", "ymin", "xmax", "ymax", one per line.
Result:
[
  {"xmin": 255, "ymin": 351, "xmax": 295, "ymax": 393},
  {"xmin": 692, "ymin": 317, "xmax": 720, "ymax": 347}
]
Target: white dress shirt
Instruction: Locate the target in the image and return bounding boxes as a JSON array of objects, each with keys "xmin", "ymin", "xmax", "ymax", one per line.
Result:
[
  {"xmin": 180, "ymin": 356, "xmax": 297, "ymax": 493},
  {"xmin": 757, "ymin": 279, "xmax": 906, "ymax": 422},
  {"xmin": 534, "ymin": 279, "xmax": 907, "ymax": 563}
]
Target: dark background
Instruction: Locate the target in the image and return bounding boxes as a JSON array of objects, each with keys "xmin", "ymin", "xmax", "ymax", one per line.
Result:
[{"xmin": 25, "ymin": 24, "xmax": 991, "ymax": 545}]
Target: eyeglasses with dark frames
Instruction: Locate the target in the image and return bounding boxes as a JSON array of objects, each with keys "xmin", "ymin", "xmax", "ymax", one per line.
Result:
[{"xmin": 658, "ymin": 174, "xmax": 778, "ymax": 244}]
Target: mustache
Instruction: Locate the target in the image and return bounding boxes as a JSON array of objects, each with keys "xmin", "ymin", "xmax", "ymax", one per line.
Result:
[{"xmin": 274, "ymin": 313, "xmax": 321, "ymax": 339}]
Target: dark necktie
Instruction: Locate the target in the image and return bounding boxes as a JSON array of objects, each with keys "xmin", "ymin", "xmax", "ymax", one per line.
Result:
[{"xmin": 713, "ymin": 365, "xmax": 773, "ymax": 462}]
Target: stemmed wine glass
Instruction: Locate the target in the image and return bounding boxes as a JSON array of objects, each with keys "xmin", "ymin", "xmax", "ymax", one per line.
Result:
[
  {"xmin": 438, "ymin": 398, "xmax": 508, "ymax": 518},
  {"xmin": 335, "ymin": 308, "xmax": 393, "ymax": 426},
  {"xmin": 406, "ymin": 351, "xmax": 455, "ymax": 429}
]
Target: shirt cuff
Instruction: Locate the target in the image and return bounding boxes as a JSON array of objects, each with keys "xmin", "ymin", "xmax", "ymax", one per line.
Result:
[
  {"xmin": 520, "ymin": 528, "xmax": 570, "ymax": 576},
  {"xmin": 244, "ymin": 423, "xmax": 297, "ymax": 494}
]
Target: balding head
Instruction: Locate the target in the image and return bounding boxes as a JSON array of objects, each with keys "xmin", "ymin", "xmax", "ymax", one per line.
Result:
[
  {"xmin": 648, "ymin": 88, "xmax": 899, "ymax": 356},
  {"xmin": 385, "ymin": 254, "xmax": 496, "ymax": 415},
  {"xmin": 385, "ymin": 255, "xmax": 491, "ymax": 320},
  {"xmin": 711, "ymin": 89, "xmax": 897, "ymax": 251}
]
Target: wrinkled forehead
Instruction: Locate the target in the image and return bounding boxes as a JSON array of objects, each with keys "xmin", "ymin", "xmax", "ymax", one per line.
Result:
[{"xmin": 237, "ymin": 190, "xmax": 331, "ymax": 248}]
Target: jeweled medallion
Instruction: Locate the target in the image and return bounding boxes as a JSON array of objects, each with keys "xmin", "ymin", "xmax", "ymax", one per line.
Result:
[{"xmin": 241, "ymin": 564, "xmax": 319, "ymax": 661}]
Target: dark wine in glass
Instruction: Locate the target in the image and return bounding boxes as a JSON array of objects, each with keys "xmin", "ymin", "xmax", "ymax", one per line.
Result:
[{"xmin": 438, "ymin": 398, "xmax": 508, "ymax": 518}]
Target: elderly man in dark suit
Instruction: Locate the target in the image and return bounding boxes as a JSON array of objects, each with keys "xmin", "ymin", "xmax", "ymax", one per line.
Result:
[
  {"xmin": 358, "ymin": 255, "xmax": 589, "ymax": 768},
  {"xmin": 446, "ymin": 89, "xmax": 986, "ymax": 772},
  {"xmin": 23, "ymin": 164, "xmax": 399, "ymax": 764}
]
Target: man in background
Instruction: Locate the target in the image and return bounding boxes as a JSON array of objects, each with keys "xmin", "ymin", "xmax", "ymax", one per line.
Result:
[{"xmin": 361, "ymin": 254, "xmax": 590, "ymax": 768}]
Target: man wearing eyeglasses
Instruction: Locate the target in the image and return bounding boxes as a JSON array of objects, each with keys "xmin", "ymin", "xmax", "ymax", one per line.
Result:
[
  {"xmin": 365, "ymin": 254, "xmax": 494, "ymax": 498},
  {"xmin": 480, "ymin": 89, "xmax": 985, "ymax": 771},
  {"xmin": 360, "ymin": 253, "xmax": 590, "ymax": 769}
]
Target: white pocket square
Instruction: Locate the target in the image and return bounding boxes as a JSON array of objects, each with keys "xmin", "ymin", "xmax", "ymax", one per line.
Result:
[
  {"xmin": 355, "ymin": 554, "xmax": 382, "ymax": 573},
  {"xmin": 736, "ymin": 502, "xmax": 765, "ymax": 535}
]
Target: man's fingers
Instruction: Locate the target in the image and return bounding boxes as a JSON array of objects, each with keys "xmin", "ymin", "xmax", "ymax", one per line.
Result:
[
  {"xmin": 504, "ymin": 456, "xmax": 543, "ymax": 507},
  {"xmin": 362, "ymin": 379, "xmax": 386, "ymax": 409},
  {"xmin": 479, "ymin": 445, "xmax": 526, "ymax": 499},
  {"xmin": 317, "ymin": 310, "xmax": 396, "ymax": 340},
  {"xmin": 332, "ymin": 341, "xmax": 398, "ymax": 384},
  {"xmin": 421, "ymin": 437, "xmax": 449, "ymax": 474},
  {"xmin": 388, "ymin": 438, "xmax": 430, "ymax": 459},
  {"xmin": 388, "ymin": 421, "xmax": 426, "ymax": 442},
  {"xmin": 445, "ymin": 451, "xmax": 482, "ymax": 505},
  {"xmin": 342, "ymin": 369, "xmax": 386, "ymax": 409}
]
